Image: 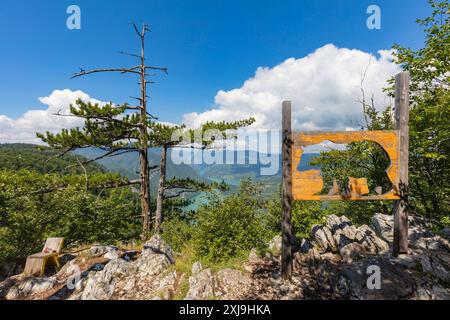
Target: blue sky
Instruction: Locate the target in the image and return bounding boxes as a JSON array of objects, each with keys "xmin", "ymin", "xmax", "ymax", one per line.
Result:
[{"xmin": 0, "ymin": 0, "xmax": 429, "ymax": 126}]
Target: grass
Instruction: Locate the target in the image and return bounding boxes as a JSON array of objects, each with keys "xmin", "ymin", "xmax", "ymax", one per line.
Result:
[
  {"xmin": 167, "ymin": 243, "xmax": 252, "ymax": 300},
  {"xmin": 172, "ymin": 276, "xmax": 190, "ymax": 300},
  {"xmin": 171, "ymin": 245, "xmax": 199, "ymax": 276}
]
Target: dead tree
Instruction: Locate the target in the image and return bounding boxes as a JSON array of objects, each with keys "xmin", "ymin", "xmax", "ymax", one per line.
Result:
[{"xmin": 40, "ymin": 23, "xmax": 167, "ymax": 240}]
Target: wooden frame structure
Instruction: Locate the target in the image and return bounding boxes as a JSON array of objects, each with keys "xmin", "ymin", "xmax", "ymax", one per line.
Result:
[{"xmin": 281, "ymin": 72, "xmax": 410, "ymax": 279}]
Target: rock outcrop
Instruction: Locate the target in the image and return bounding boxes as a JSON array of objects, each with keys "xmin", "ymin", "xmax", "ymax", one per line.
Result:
[
  {"xmin": 1, "ymin": 213, "xmax": 449, "ymax": 300},
  {"xmin": 70, "ymin": 235, "xmax": 176, "ymax": 300},
  {"xmin": 239, "ymin": 214, "xmax": 450, "ymax": 300},
  {"xmin": 309, "ymin": 215, "xmax": 389, "ymax": 262}
]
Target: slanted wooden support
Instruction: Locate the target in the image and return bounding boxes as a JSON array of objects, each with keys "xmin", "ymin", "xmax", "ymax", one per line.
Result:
[
  {"xmin": 281, "ymin": 101, "xmax": 293, "ymax": 279},
  {"xmin": 393, "ymin": 71, "xmax": 410, "ymax": 256}
]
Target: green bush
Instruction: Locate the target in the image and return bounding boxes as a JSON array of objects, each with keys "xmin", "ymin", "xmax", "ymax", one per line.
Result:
[
  {"xmin": 192, "ymin": 179, "xmax": 268, "ymax": 263},
  {"xmin": 265, "ymin": 193, "xmax": 327, "ymax": 239},
  {"xmin": 0, "ymin": 169, "xmax": 140, "ymax": 264},
  {"xmin": 161, "ymin": 217, "xmax": 194, "ymax": 252},
  {"xmin": 291, "ymin": 201, "xmax": 327, "ymax": 239}
]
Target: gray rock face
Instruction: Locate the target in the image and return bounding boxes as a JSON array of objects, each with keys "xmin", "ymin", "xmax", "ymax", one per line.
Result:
[
  {"xmin": 311, "ymin": 225, "xmax": 338, "ymax": 253},
  {"xmin": 104, "ymin": 250, "xmax": 120, "ymax": 260},
  {"xmin": 268, "ymin": 235, "xmax": 282, "ymax": 256},
  {"xmin": 286, "ymin": 214, "xmax": 450, "ymax": 300},
  {"xmin": 337, "ymin": 256, "xmax": 417, "ymax": 300},
  {"xmin": 308, "ymin": 215, "xmax": 389, "ymax": 262},
  {"xmin": 185, "ymin": 268, "xmax": 216, "ymax": 300},
  {"xmin": 73, "ymin": 258, "xmax": 134, "ymax": 300},
  {"xmin": 136, "ymin": 249, "xmax": 171, "ymax": 277},
  {"xmin": 340, "ymin": 243, "xmax": 368, "ymax": 264},
  {"xmin": 185, "ymin": 266, "xmax": 250, "ymax": 300},
  {"xmin": 216, "ymin": 269, "xmax": 251, "ymax": 299},
  {"xmin": 143, "ymin": 234, "xmax": 175, "ymax": 264},
  {"xmin": 371, "ymin": 213, "xmax": 393, "ymax": 243},
  {"xmin": 5, "ymin": 277, "xmax": 57, "ymax": 300},
  {"xmin": 89, "ymin": 245, "xmax": 119, "ymax": 257},
  {"xmin": 70, "ymin": 235, "xmax": 174, "ymax": 300},
  {"xmin": 299, "ymin": 239, "xmax": 312, "ymax": 253},
  {"xmin": 191, "ymin": 261, "xmax": 203, "ymax": 275},
  {"xmin": 355, "ymin": 225, "xmax": 389, "ymax": 254}
]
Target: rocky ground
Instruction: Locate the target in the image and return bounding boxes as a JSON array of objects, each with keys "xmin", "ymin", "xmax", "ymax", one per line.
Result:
[{"xmin": 1, "ymin": 213, "xmax": 449, "ymax": 300}]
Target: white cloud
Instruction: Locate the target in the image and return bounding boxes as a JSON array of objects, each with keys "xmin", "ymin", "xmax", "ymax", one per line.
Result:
[
  {"xmin": 0, "ymin": 89, "xmax": 105, "ymax": 144},
  {"xmin": 1, "ymin": 45, "xmax": 400, "ymax": 148},
  {"xmin": 182, "ymin": 44, "xmax": 401, "ymax": 131}
]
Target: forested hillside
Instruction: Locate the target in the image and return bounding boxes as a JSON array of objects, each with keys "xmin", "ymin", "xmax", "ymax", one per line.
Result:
[{"xmin": 0, "ymin": 144, "xmax": 104, "ymax": 174}]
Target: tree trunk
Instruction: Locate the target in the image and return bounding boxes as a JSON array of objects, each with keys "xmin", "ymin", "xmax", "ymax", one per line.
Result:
[
  {"xmin": 139, "ymin": 148, "xmax": 151, "ymax": 240},
  {"xmin": 139, "ymin": 26, "xmax": 151, "ymax": 241},
  {"xmin": 155, "ymin": 145, "xmax": 167, "ymax": 233}
]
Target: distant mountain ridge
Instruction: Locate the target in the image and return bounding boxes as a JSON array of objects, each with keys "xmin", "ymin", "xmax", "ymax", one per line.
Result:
[{"xmin": 0, "ymin": 143, "xmax": 320, "ymax": 197}]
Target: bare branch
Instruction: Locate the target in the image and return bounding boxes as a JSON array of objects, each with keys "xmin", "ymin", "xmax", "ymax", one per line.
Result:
[
  {"xmin": 72, "ymin": 67, "xmax": 141, "ymax": 79},
  {"xmin": 119, "ymin": 51, "xmax": 141, "ymax": 59},
  {"xmin": 145, "ymin": 66, "xmax": 168, "ymax": 74},
  {"xmin": 163, "ymin": 189, "xmax": 197, "ymax": 200},
  {"xmin": 66, "ymin": 148, "xmax": 137, "ymax": 169},
  {"xmin": 130, "ymin": 21, "xmax": 143, "ymax": 37},
  {"xmin": 76, "ymin": 157, "xmax": 89, "ymax": 196}
]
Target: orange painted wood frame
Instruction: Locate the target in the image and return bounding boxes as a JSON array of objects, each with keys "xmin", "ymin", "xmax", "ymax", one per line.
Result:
[{"xmin": 291, "ymin": 130, "xmax": 400, "ymax": 201}]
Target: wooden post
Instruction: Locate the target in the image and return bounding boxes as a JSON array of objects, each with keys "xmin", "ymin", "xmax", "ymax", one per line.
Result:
[
  {"xmin": 281, "ymin": 101, "xmax": 293, "ymax": 279},
  {"xmin": 393, "ymin": 71, "xmax": 410, "ymax": 256}
]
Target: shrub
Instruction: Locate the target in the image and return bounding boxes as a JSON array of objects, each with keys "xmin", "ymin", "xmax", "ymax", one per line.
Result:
[
  {"xmin": 0, "ymin": 169, "xmax": 140, "ymax": 264},
  {"xmin": 192, "ymin": 179, "xmax": 268, "ymax": 263},
  {"xmin": 161, "ymin": 217, "xmax": 194, "ymax": 252}
]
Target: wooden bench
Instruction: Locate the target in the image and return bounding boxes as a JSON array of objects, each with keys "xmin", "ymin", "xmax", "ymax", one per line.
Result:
[{"xmin": 24, "ymin": 238, "xmax": 64, "ymax": 276}]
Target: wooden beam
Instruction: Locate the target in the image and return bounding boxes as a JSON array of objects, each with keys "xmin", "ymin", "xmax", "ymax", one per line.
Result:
[
  {"xmin": 281, "ymin": 101, "xmax": 293, "ymax": 279},
  {"xmin": 393, "ymin": 71, "xmax": 410, "ymax": 256}
]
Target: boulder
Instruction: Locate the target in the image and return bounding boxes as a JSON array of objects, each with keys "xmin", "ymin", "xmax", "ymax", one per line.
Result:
[
  {"xmin": 371, "ymin": 213, "xmax": 394, "ymax": 243},
  {"xmin": 339, "ymin": 243, "xmax": 368, "ymax": 264},
  {"xmin": 104, "ymin": 250, "xmax": 120, "ymax": 260},
  {"xmin": 185, "ymin": 268, "xmax": 216, "ymax": 300},
  {"xmin": 333, "ymin": 230, "xmax": 353, "ymax": 249},
  {"xmin": 191, "ymin": 261, "xmax": 203, "ymax": 275},
  {"xmin": 326, "ymin": 214, "xmax": 345, "ymax": 233},
  {"xmin": 73, "ymin": 258, "xmax": 134, "ymax": 300},
  {"xmin": 311, "ymin": 225, "xmax": 338, "ymax": 253},
  {"xmin": 355, "ymin": 225, "xmax": 389, "ymax": 254},
  {"xmin": 143, "ymin": 234, "xmax": 175, "ymax": 264},
  {"xmin": 248, "ymin": 248, "xmax": 260, "ymax": 264},
  {"xmin": 136, "ymin": 249, "xmax": 171, "ymax": 277},
  {"xmin": 216, "ymin": 269, "xmax": 250, "ymax": 299},
  {"xmin": 337, "ymin": 256, "xmax": 417, "ymax": 300},
  {"xmin": 89, "ymin": 245, "xmax": 119, "ymax": 257},
  {"xmin": 299, "ymin": 239, "xmax": 312, "ymax": 253},
  {"xmin": 268, "ymin": 235, "xmax": 282, "ymax": 256},
  {"xmin": 5, "ymin": 277, "xmax": 57, "ymax": 300},
  {"xmin": 153, "ymin": 271, "xmax": 178, "ymax": 300}
]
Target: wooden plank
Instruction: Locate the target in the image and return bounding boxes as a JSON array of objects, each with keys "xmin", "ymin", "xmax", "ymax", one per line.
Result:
[
  {"xmin": 291, "ymin": 130, "xmax": 400, "ymax": 200},
  {"xmin": 393, "ymin": 71, "xmax": 410, "ymax": 256},
  {"xmin": 281, "ymin": 101, "xmax": 293, "ymax": 279}
]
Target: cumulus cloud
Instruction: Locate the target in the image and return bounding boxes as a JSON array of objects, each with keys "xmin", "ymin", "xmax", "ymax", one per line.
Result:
[
  {"xmin": 182, "ymin": 44, "xmax": 401, "ymax": 131},
  {"xmin": 1, "ymin": 45, "xmax": 400, "ymax": 148},
  {"xmin": 0, "ymin": 89, "xmax": 105, "ymax": 144}
]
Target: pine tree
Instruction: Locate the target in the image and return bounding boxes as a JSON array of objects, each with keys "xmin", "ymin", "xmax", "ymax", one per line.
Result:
[
  {"xmin": 37, "ymin": 23, "xmax": 167, "ymax": 240},
  {"xmin": 150, "ymin": 118, "xmax": 255, "ymax": 232}
]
